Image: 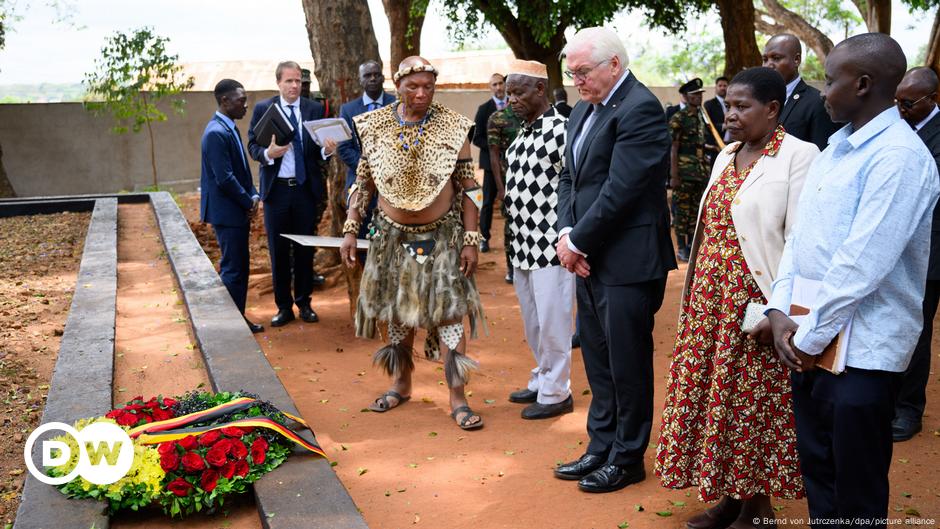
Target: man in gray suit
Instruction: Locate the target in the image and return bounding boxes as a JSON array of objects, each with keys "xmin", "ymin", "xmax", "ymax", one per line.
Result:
[{"xmin": 553, "ymin": 26, "xmax": 677, "ymax": 493}]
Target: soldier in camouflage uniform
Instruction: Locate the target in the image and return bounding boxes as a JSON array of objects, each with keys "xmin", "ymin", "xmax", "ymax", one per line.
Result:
[
  {"xmin": 669, "ymin": 78, "xmax": 708, "ymax": 262},
  {"xmin": 487, "ymin": 105, "xmax": 524, "ymax": 283}
]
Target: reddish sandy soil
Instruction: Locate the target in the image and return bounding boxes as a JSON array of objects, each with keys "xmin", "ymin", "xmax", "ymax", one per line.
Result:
[
  {"xmin": 0, "ymin": 212, "xmax": 89, "ymax": 526},
  {"xmin": 177, "ymin": 192, "xmax": 939, "ymax": 529}
]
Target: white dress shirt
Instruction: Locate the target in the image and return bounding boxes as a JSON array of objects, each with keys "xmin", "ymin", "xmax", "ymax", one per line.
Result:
[
  {"xmin": 915, "ymin": 104, "xmax": 940, "ymax": 131},
  {"xmin": 784, "ymin": 76, "xmax": 801, "ymax": 104}
]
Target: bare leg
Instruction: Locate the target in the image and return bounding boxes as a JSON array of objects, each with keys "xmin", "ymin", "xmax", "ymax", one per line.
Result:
[
  {"xmin": 439, "ymin": 320, "xmax": 482, "ymax": 429},
  {"xmin": 368, "ymin": 325, "xmax": 415, "ymax": 411}
]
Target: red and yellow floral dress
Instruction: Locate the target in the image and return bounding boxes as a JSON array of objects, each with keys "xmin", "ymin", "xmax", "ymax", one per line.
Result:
[{"xmin": 655, "ymin": 126, "xmax": 803, "ymax": 501}]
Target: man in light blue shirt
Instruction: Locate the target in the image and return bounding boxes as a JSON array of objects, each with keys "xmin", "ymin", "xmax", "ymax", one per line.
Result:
[{"xmin": 765, "ymin": 34, "xmax": 939, "ymax": 526}]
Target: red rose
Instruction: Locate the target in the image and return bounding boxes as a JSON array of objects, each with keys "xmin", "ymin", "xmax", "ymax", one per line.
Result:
[
  {"xmin": 167, "ymin": 477, "xmax": 192, "ymax": 497},
  {"xmin": 178, "ymin": 435, "xmax": 198, "ymax": 450},
  {"xmin": 241, "ymin": 427, "xmax": 254, "ymax": 433},
  {"xmin": 138, "ymin": 413, "xmax": 153, "ymax": 424},
  {"xmin": 205, "ymin": 445, "xmax": 228, "ymax": 468},
  {"xmin": 229, "ymin": 439, "xmax": 248, "ymax": 460},
  {"xmin": 250, "ymin": 438, "xmax": 268, "ymax": 465},
  {"xmin": 126, "ymin": 403, "xmax": 144, "ymax": 411},
  {"xmin": 152, "ymin": 407, "xmax": 174, "ymax": 421},
  {"xmin": 162, "ymin": 397, "xmax": 178, "ymax": 407},
  {"xmin": 181, "ymin": 452, "xmax": 206, "ymax": 473},
  {"xmin": 130, "ymin": 395, "xmax": 144, "ymax": 403},
  {"xmin": 234, "ymin": 460, "xmax": 249, "ymax": 478},
  {"xmin": 160, "ymin": 451, "xmax": 180, "ymax": 472},
  {"xmin": 213, "ymin": 438, "xmax": 233, "ymax": 455},
  {"xmin": 116, "ymin": 412, "xmax": 139, "ymax": 427},
  {"xmin": 221, "ymin": 426, "xmax": 245, "ymax": 438},
  {"xmin": 200, "ymin": 469, "xmax": 220, "ymax": 492},
  {"xmin": 198, "ymin": 430, "xmax": 222, "ymax": 446},
  {"xmin": 105, "ymin": 409, "xmax": 122, "ymax": 419},
  {"xmin": 157, "ymin": 442, "xmax": 178, "ymax": 455},
  {"xmin": 220, "ymin": 461, "xmax": 236, "ymax": 479}
]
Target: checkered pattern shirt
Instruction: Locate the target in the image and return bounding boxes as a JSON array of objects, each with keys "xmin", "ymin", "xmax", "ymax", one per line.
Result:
[{"xmin": 504, "ymin": 106, "xmax": 567, "ymax": 270}]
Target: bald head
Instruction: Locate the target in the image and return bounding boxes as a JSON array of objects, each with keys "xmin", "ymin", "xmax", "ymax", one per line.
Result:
[
  {"xmin": 896, "ymin": 67, "xmax": 939, "ymax": 126},
  {"xmin": 823, "ymin": 33, "xmax": 908, "ymax": 127},
  {"xmin": 762, "ymin": 34, "xmax": 802, "ymax": 83}
]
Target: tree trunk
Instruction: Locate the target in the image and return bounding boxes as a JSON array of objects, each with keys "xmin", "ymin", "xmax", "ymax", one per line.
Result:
[
  {"xmin": 0, "ymin": 141, "xmax": 15, "ymax": 198},
  {"xmin": 301, "ymin": 0, "xmax": 380, "ymax": 309},
  {"xmin": 756, "ymin": 0, "xmax": 835, "ymax": 61},
  {"xmin": 927, "ymin": 9, "xmax": 940, "ymax": 77},
  {"xmin": 715, "ymin": 0, "xmax": 762, "ymax": 78},
  {"xmin": 851, "ymin": 0, "xmax": 892, "ymax": 33},
  {"xmin": 382, "ymin": 0, "xmax": 425, "ymax": 71}
]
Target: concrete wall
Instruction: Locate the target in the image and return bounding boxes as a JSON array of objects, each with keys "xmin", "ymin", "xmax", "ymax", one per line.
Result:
[{"xmin": 0, "ymin": 86, "xmax": 713, "ymax": 197}]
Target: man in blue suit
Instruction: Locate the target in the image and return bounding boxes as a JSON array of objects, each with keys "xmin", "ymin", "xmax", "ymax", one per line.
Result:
[
  {"xmin": 247, "ymin": 61, "xmax": 329, "ymax": 327},
  {"xmin": 200, "ymin": 79, "xmax": 263, "ymax": 333},
  {"xmin": 337, "ymin": 59, "xmax": 396, "ymax": 240}
]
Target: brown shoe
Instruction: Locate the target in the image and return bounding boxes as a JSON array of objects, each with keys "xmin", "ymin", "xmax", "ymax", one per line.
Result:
[{"xmin": 686, "ymin": 498, "xmax": 741, "ymax": 529}]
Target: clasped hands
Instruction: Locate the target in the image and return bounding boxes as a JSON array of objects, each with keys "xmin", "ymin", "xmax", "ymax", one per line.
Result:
[{"xmin": 556, "ymin": 234, "xmax": 590, "ymax": 278}]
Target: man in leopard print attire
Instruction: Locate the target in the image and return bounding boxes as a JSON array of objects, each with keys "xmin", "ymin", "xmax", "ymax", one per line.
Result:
[{"xmin": 340, "ymin": 56, "xmax": 487, "ymax": 430}]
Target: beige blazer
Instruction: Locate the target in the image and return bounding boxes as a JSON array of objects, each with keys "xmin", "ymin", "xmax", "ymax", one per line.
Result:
[{"xmin": 680, "ymin": 133, "xmax": 819, "ymax": 309}]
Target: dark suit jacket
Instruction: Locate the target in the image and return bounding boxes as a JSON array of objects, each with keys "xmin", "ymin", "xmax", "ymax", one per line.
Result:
[
  {"xmin": 703, "ymin": 97, "xmax": 725, "ymax": 138},
  {"xmin": 473, "ymin": 98, "xmax": 498, "ymax": 170},
  {"xmin": 200, "ymin": 115, "xmax": 257, "ymax": 227},
  {"xmin": 780, "ymin": 79, "xmax": 839, "ymax": 152},
  {"xmin": 555, "ymin": 101, "xmax": 572, "ymax": 118},
  {"xmin": 918, "ymin": 110, "xmax": 940, "ymax": 280},
  {"xmin": 246, "ymin": 96, "xmax": 326, "ymax": 202},
  {"xmin": 664, "ymin": 103, "xmax": 682, "ymax": 123},
  {"xmin": 557, "ymin": 73, "xmax": 678, "ymax": 285},
  {"xmin": 337, "ymin": 92, "xmax": 397, "ymax": 190}
]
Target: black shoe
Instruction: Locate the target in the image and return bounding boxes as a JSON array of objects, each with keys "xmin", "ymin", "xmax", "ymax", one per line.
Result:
[
  {"xmin": 892, "ymin": 416, "xmax": 922, "ymax": 442},
  {"xmin": 480, "ymin": 240, "xmax": 490, "ymax": 253},
  {"xmin": 508, "ymin": 388, "xmax": 538, "ymax": 403},
  {"xmin": 244, "ymin": 317, "xmax": 264, "ymax": 334},
  {"xmin": 571, "ymin": 333, "xmax": 580, "ymax": 349},
  {"xmin": 312, "ymin": 274, "xmax": 326, "ymax": 286},
  {"xmin": 505, "ymin": 272, "xmax": 514, "ymax": 284},
  {"xmin": 577, "ymin": 462, "xmax": 646, "ymax": 493},
  {"xmin": 677, "ymin": 247, "xmax": 690, "ymax": 262},
  {"xmin": 554, "ymin": 453, "xmax": 606, "ymax": 481},
  {"xmin": 299, "ymin": 305, "xmax": 319, "ymax": 323},
  {"xmin": 522, "ymin": 395, "xmax": 573, "ymax": 420},
  {"xmin": 271, "ymin": 309, "xmax": 295, "ymax": 327}
]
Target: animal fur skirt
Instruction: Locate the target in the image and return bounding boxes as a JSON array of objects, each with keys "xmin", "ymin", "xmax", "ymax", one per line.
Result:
[{"xmin": 355, "ymin": 208, "xmax": 486, "ymax": 360}]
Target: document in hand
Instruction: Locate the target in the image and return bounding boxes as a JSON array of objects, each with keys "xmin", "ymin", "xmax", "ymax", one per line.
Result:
[
  {"xmin": 303, "ymin": 118, "xmax": 353, "ymax": 147},
  {"xmin": 253, "ymin": 104, "xmax": 295, "ymax": 148},
  {"xmin": 788, "ymin": 275, "xmax": 851, "ymax": 374}
]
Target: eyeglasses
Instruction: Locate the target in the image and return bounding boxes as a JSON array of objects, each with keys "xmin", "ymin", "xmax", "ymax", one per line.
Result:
[
  {"xmin": 895, "ymin": 93, "xmax": 937, "ymax": 111},
  {"xmin": 563, "ymin": 59, "xmax": 611, "ymax": 81}
]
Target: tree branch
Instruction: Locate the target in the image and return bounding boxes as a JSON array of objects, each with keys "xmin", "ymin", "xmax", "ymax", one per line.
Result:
[{"xmin": 759, "ymin": 0, "xmax": 834, "ymax": 60}]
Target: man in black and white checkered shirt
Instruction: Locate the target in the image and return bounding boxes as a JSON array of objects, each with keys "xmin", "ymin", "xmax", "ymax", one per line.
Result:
[{"xmin": 503, "ymin": 59, "xmax": 576, "ymax": 420}]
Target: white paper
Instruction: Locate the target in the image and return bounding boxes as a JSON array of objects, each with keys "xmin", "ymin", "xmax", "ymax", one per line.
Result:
[{"xmin": 302, "ymin": 118, "xmax": 352, "ymax": 146}]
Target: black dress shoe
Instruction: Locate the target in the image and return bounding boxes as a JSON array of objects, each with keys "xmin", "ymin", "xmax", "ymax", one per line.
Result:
[
  {"xmin": 299, "ymin": 305, "xmax": 319, "ymax": 323},
  {"xmin": 271, "ymin": 309, "xmax": 295, "ymax": 327},
  {"xmin": 508, "ymin": 388, "xmax": 538, "ymax": 403},
  {"xmin": 504, "ymin": 272, "xmax": 514, "ymax": 284},
  {"xmin": 571, "ymin": 333, "xmax": 581, "ymax": 349},
  {"xmin": 244, "ymin": 317, "xmax": 264, "ymax": 334},
  {"xmin": 892, "ymin": 416, "xmax": 922, "ymax": 442},
  {"xmin": 578, "ymin": 462, "xmax": 646, "ymax": 493},
  {"xmin": 480, "ymin": 240, "xmax": 490, "ymax": 253},
  {"xmin": 312, "ymin": 274, "xmax": 326, "ymax": 286},
  {"xmin": 522, "ymin": 395, "xmax": 573, "ymax": 420},
  {"xmin": 553, "ymin": 453, "xmax": 606, "ymax": 481}
]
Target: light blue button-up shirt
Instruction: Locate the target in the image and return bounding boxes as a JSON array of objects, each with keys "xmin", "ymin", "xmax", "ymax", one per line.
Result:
[{"xmin": 767, "ymin": 106, "xmax": 940, "ymax": 372}]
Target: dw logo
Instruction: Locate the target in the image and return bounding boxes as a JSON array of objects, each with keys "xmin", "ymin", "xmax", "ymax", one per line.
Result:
[{"xmin": 23, "ymin": 421, "xmax": 134, "ymax": 485}]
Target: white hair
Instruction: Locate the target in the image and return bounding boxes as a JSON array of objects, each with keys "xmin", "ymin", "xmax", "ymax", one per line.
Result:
[{"xmin": 562, "ymin": 27, "xmax": 629, "ymax": 70}]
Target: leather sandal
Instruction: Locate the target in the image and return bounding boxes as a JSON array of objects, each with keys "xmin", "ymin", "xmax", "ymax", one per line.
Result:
[
  {"xmin": 368, "ymin": 390, "xmax": 410, "ymax": 412},
  {"xmin": 450, "ymin": 405, "xmax": 484, "ymax": 430}
]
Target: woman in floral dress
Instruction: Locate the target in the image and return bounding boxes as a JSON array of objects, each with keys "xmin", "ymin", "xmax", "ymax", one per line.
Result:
[{"xmin": 656, "ymin": 68, "xmax": 820, "ymax": 529}]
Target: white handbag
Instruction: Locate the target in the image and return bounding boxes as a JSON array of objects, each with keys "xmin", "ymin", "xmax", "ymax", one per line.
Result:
[{"xmin": 741, "ymin": 302, "xmax": 768, "ymax": 334}]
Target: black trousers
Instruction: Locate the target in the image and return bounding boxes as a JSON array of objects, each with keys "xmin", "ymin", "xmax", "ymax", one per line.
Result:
[
  {"xmin": 213, "ymin": 224, "xmax": 249, "ymax": 314},
  {"xmin": 895, "ymin": 279, "xmax": 940, "ymax": 422},
  {"xmin": 576, "ymin": 275, "xmax": 667, "ymax": 467},
  {"xmin": 263, "ymin": 181, "xmax": 317, "ymax": 311},
  {"xmin": 791, "ymin": 368, "xmax": 899, "ymax": 528},
  {"xmin": 479, "ymin": 168, "xmax": 496, "ymax": 241}
]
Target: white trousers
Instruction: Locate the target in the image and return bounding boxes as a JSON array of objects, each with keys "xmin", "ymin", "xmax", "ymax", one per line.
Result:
[{"xmin": 513, "ymin": 265, "xmax": 575, "ymax": 404}]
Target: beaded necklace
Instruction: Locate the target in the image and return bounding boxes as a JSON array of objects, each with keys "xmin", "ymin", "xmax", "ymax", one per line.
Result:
[{"xmin": 395, "ymin": 102, "xmax": 432, "ymax": 152}]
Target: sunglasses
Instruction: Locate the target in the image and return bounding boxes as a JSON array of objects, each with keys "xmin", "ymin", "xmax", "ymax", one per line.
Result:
[{"xmin": 895, "ymin": 93, "xmax": 937, "ymax": 111}]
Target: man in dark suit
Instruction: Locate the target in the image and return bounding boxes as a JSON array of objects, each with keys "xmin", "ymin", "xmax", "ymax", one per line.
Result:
[
  {"xmin": 703, "ymin": 76, "xmax": 728, "ymax": 141},
  {"xmin": 553, "ymin": 87, "xmax": 572, "ymax": 118},
  {"xmin": 762, "ymin": 34, "xmax": 839, "ymax": 151},
  {"xmin": 894, "ymin": 66, "xmax": 940, "ymax": 441},
  {"xmin": 664, "ymin": 91, "xmax": 686, "ymax": 122},
  {"xmin": 247, "ymin": 61, "xmax": 329, "ymax": 327},
  {"xmin": 472, "ymin": 73, "xmax": 507, "ymax": 252},
  {"xmin": 338, "ymin": 60, "xmax": 396, "ymax": 240},
  {"xmin": 200, "ymin": 79, "xmax": 263, "ymax": 334},
  {"xmin": 553, "ymin": 27, "xmax": 677, "ymax": 493}
]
